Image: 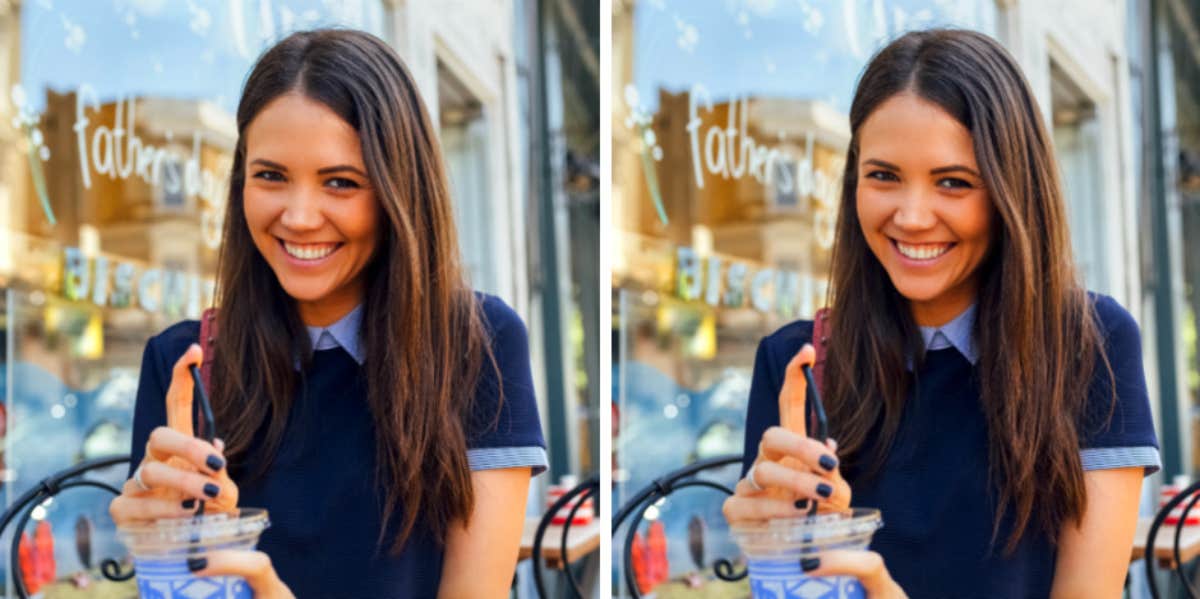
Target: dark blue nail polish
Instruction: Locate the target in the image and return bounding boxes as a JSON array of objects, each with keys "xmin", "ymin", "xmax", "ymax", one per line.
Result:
[
  {"xmin": 819, "ymin": 454, "xmax": 838, "ymax": 471},
  {"xmin": 203, "ymin": 483, "xmax": 219, "ymax": 498},
  {"xmin": 182, "ymin": 499, "xmax": 196, "ymax": 509},
  {"xmin": 206, "ymin": 455, "xmax": 225, "ymax": 471},
  {"xmin": 801, "ymin": 557, "xmax": 820, "ymax": 572},
  {"xmin": 187, "ymin": 557, "xmax": 207, "ymax": 572},
  {"xmin": 816, "ymin": 483, "xmax": 833, "ymax": 498},
  {"xmin": 794, "ymin": 499, "xmax": 809, "ymax": 510}
]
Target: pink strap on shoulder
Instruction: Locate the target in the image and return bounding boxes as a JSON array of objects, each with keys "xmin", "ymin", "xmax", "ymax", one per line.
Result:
[
  {"xmin": 199, "ymin": 308, "xmax": 217, "ymax": 392},
  {"xmin": 812, "ymin": 307, "xmax": 830, "ymax": 395}
]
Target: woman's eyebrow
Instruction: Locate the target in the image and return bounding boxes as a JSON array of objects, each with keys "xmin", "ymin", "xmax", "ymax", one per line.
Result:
[
  {"xmin": 317, "ymin": 165, "xmax": 368, "ymax": 177},
  {"xmin": 863, "ymin": 158, "xmax": 900, "ymax": 171},
  {"xmin": 930, "ymin": 164, "xmax": 981, "ymax": 178},
  {"xmin": 249, "ymin": 158, "xmax": 287, "ymax": 171}
]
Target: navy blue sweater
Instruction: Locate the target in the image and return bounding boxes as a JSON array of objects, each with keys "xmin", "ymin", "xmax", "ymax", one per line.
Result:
[
  {"xmin": 741, "ymin": 294, "xmax": 1158, "ymax": 598},
  {"xmin": 129, "ymin": 295, "xmax": 546, "ymax": 598}
]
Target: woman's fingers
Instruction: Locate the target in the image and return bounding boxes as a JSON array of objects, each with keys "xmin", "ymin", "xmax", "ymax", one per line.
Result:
[
  {"xmin": 779, "ymin": 344, "xmax": 816, "ymax": 432},
  {"xmin": 109, "ymin": 495, "xmax": 195, "ymax": 525},
  {"xmin": 802, "ymin": 550, "xmax": 907, "ymax": 599},
  {"xmin": 135, "ymin": 460, "xmax": 232, "ymax": 502},
  {"xmin": 722, "ymin": 494, "xmax": 809, "ymax": 523},
  {"xmin": 165, "ymin": 344, "xmax": 203, "ymax": 435},
  {"xmin": 189, "ymin": 550, "xmax": 295, "ymax": 599},
  {"xmin": 146, "ymin": 427, "xmax": 226, "ymax": 475},
  {"xmin": 758, "ymin": 427, "xmax": 840, "ymax": 474},
  {"xmin": 750, "ymin": 460, "xmax": 849, "ymax": 507}
]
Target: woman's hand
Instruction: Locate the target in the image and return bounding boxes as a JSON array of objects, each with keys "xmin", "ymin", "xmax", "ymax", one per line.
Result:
[
  {"xmin": 723, "ymin": 344, "xmax": 851, "ymax": 524},
  {"xmin": 110, "ymin": 344, "xmax": 239, "ymax": 526},
  {"xmin": 187, "ymin": 551, "xmax": 295, "ymax": 599},
  {"xmin": 801, "ymin": 550, "xmax": 907, "ymax": 598}
]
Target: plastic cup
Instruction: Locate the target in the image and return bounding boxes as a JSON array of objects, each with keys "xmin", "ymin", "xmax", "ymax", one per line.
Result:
[
  {"xmin": 117, "ymin": 508, "xmax": 270, "ymax": 599},
  {"xmin": 730, "ymin": 508, "xmax": 882, "ymax": 599}
]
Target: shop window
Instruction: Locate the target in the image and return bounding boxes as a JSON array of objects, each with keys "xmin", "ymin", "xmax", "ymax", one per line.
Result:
[
  {"xmin": 437, "ymin": 60, "xmax": 498, "ymax": 295},
  {"xmin": 0, "ymin": 2, "xmax": 385, "ymax": 592},
  {"xmin": 1051, "ymin": 59, "xmax": 1109, "ymax": 294}
]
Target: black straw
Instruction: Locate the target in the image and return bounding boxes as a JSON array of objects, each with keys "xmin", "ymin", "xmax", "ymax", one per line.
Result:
[
  {"xmin": 802, "ymin": 363, "xmax": 827, "ymax": 517},
  {"xmin": 189, "ymin": 364, "xmax": 215, "ymax": 443},
  {"xmin": 802, "ymin": 364, "xmax": 827, "ymax": 442},
  {"xmin": 189, "ymin": 364, "xmax": 216, "ymax": 517}
]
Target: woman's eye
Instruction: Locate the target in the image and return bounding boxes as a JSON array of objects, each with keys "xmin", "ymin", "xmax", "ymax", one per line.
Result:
[
  {"xmin": 938, "ymin": 177, "xmax": 973, "ymax": 189},
  {"xmin": 252, "ymin": 170, "xmax": 285, "ymax": 182},
  {"xmin": 865, "ymin": 170, "xmax": 898, "ymax": 182},
  {"xmin": 326, "ymin": 177, "xmax": 361, "ymax": 190}
]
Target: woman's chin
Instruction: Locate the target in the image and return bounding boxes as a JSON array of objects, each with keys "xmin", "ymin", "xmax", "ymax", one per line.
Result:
[
  {"xmin": 276, "ymin": 281, "xmax": 335, "ymax": 304},
  {"xmin": 888, "ymin": 279, "xmax": 949, "ymax": 304}
]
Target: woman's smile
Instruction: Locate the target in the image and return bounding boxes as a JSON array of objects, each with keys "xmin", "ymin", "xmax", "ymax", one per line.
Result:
[{"xmin": 278, "ymin": 238, "xmax": 344, "ymax": 264}]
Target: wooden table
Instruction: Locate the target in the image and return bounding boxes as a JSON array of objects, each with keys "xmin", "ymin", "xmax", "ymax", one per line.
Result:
[
  {"xmin": 518, "ymin": 516, "xmax": 602, "ymax": 569},
  {"xmin": 1132, "ymin": 517, "xmax": 1200, "ymax": 568}
]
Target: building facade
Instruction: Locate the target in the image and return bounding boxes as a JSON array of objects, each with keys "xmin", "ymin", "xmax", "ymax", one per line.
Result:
[
  {"xmin": 611, "ymin": 0, "xmax": 1181, "ymax": 594},
  {"xmin": 0, "ymin": 0, "xmax": 598, "ymax": 594}
]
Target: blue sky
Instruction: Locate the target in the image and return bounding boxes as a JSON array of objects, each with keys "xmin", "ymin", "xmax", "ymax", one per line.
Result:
[
  {"xmin": 17, "ymin": 0, "xmax": 386, "ymax": 115},
  {"xmin": 630, "ymin": 0, "xmax": 996, "ymax": 114}
]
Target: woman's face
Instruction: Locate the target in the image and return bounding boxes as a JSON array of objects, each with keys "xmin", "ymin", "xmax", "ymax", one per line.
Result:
[
  {"xmin": 242, "ymin": 93, "xmax": 381, "ymax": 326},
  {"xmin": 855, "ymin": 92, "xmax": 993, "ymax": 326}
]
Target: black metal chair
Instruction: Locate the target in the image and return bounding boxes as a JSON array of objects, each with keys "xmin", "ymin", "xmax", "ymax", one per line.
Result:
[
  {"xmin": 1145, "ymin": 479, "xmax": 1200, "ymax": 598},
  {"xmin": 0, "ymin": 454, "xmax": 134, "ymax": 598},
  {"xmin": 613, "ymin": 454, "xmax": 744, "ymax": 598},
  {"xmin": 531, "ymin": 474, "xmax": 600, "ymax": 599}
]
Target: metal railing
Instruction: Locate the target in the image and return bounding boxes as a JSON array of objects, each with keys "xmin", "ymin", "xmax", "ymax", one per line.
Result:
[
  {"xmin": 0, "ymin": 455, "xmax": 134, "ymax": 598},
  {"xmin": 613, "ymin": 454, "xmax": 744, "ymax": 598},
  {"xmin": 531, "ymin": 474, "xmax": 600, "ymax": 599}
]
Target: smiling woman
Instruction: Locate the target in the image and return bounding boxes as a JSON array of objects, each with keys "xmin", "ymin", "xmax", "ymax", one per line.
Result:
[
  {"xmin": 854, "ymin": 92, "xmax": 994, "ymax": 326},
  {"xmin": 726, "ymin": 29, "xmax": 1159, "ymax": 599},
  {"xmin": 242, "ymin": 94, "xmax": 382, "ymax": 326},
  {"xmin": 108, "ymin": 29, "xmax": 547, "ymax": 599}
]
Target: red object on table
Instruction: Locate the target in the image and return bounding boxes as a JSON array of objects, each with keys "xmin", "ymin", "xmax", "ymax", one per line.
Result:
[
  {"xmin": 1161, "ymin": 484, "xmax": 1200, "ymax": 525},
  {"xmin": 35, "ymin": 520, "xmax": 56, "ymax": 586},
  {"xmin": 18, "ymin": 532, "xmax": 38, "ymax": 594},
  {"xmin": 647, "ymin": 521, "xmax": 669, "ymax": 584},
  {"xmin": 545, "ymin": 476, "xmax": 594, "ymax": 525}
]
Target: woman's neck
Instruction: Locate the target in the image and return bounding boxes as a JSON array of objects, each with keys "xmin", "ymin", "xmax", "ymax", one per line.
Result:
[
  {"xmin": 296, "ymin": 291, "xmax": 364, "ymax": 327},
  {"xmin": 908, "ymin": 279, "xmax": 979, "ymax": 327}
]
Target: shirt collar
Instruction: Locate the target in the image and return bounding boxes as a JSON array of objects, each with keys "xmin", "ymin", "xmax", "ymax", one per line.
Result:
[
  {"xmin": 304, "ymin": 303, "xmax": 365, "ymax": 365},
  {"xmin": 914, "ymin": 303, "xmax": 978, "ymax": 367}
]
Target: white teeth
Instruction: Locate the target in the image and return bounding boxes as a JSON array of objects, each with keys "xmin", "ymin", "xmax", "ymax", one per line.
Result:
[
  {"xmin": 896, "ymin": 241, "xmax": 950, "ymax": 260},
  {"xmin": 283, "ymin": 242, "xmax": 337, "ymax": 260}
]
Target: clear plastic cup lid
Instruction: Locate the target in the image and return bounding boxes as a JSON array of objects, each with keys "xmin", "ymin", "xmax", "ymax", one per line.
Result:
[
  {"xmin": 730, "ymin": 508, "xmax": 882, "ymax": 553},
  {"xmin": 117, "ymin": 508, "xmax": 270, "ymax": 553}
]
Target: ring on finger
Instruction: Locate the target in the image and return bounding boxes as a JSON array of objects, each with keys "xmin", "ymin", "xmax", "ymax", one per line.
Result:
[
  {"xmin": 746, "ymin": 462, "xmax": 764, "ymax": 492},
  {"xmin": 132, "ymin": 465, "xmax": 151, "ymax": 492}
]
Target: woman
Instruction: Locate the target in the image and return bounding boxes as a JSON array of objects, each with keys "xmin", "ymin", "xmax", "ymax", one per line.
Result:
[
  {"xmin": 108, "ymin": 29, "xmax": 547, "ymax": 598},
  {"xmin": 723, "ymin": 29, "xmax": 1158, "ymax": 598}
]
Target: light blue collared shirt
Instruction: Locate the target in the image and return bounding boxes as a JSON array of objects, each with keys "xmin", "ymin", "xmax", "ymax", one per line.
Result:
[
  {"xmin": 917, "ymin": 303, "xmax": 979, "ymax": 366},
  {"xmin": 305, "ymin": 304, "xmax": 366, "ymax": 365},
  {"xmin": 909, "ymin": 302, "xmax": 1159, "ymax": 474},
  {"xmin": 300, "ymin": 303, "xmax": 549, "ymax": 474}
]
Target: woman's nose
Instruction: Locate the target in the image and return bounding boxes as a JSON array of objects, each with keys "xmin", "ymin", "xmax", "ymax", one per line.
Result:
[
  {"xmin": 892, "ymin": 189, "xmax": 938, "ymax": 231},
  {"xmin": 278, "ymin": 188, "xmax": 324, "ymax": 231}
]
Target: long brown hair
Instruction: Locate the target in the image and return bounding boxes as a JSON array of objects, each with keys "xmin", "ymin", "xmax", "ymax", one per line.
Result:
[
  {"xmin": 824, "ymin": 29, "xmax": 1114, "ymax": 553},
  {"xmin": 209, "ymin": 29, "xmax": 493, "ymax": 552}
]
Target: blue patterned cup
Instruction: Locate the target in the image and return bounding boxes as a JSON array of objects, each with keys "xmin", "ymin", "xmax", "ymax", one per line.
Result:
[
  {"xmin": 118, "ymin": 508, "xmax": 270, "ymax": 599},
  {"xmin": 731, "ymin": 508, "xmax": 882, "ymax": 599}
]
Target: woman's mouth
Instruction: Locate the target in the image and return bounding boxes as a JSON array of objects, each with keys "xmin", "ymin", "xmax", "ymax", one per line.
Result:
[
  {"xmin": 892, "ymin": 239, "xmax": 955, "ymax": 262},
  {"xmin": 279, "ymin": 238, "xmax": 342, "ymax": 262}
]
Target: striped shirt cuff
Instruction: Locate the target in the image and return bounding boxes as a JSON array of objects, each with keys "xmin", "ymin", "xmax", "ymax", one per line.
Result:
[
  {"xmin": 1080, "ymin": 446, "xmax": 1161, "ymax": 475},
  {"xmin": 468, "ymin": 446, "xmax": 549, "ymax": 476}
]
